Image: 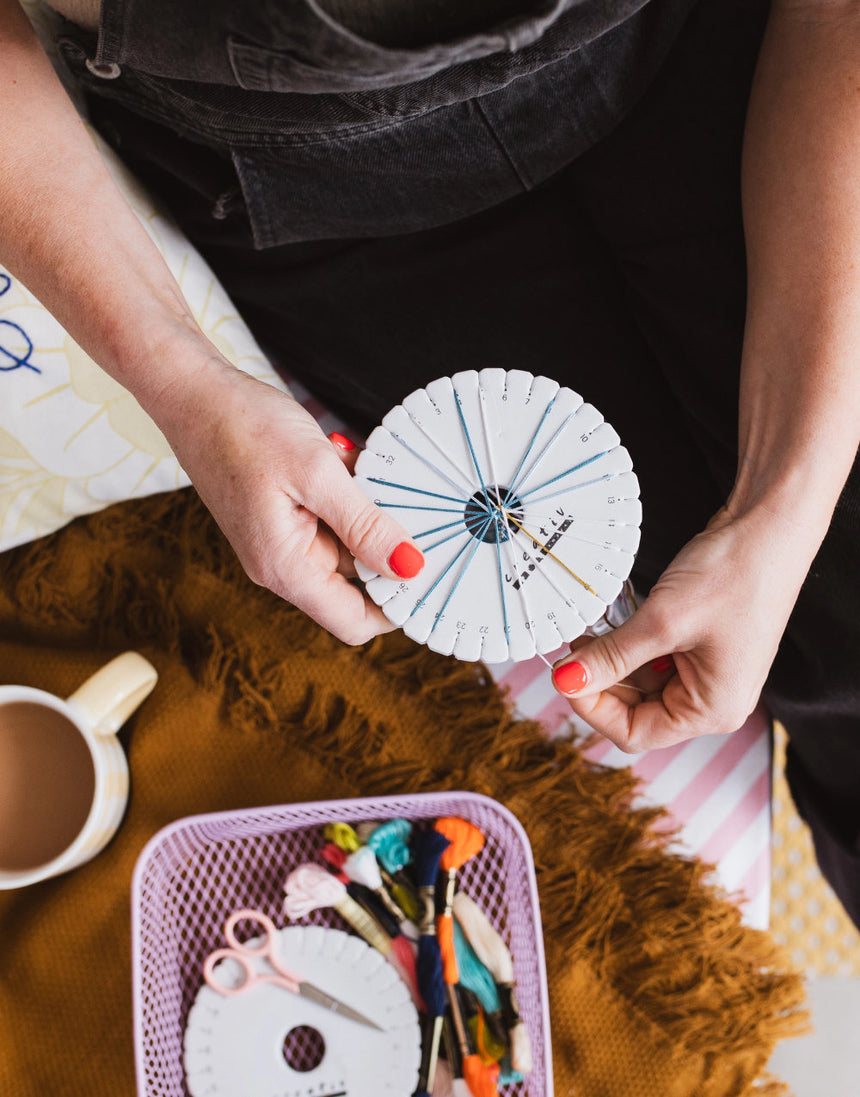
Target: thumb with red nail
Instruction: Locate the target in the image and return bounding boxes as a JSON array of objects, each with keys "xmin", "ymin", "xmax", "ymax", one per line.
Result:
[{"xmin": 160, "ymin": 370, "xmax": 424, "ymax": 646}]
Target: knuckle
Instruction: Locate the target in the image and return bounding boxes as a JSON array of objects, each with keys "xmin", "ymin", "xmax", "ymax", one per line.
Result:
[
  {"xmin": 614, "ymin": 734, "xmax": 640, "ymax": 756},
  {"xmin": 593, "ymin": 632, "xmax": 629, "ymax": 681},
  {"xmin": 642, "ymin": 604, "xmax": 676, "ymax": 650},
  {"xmin": 293, "ymin": 448, "xmax": 335, "ymax": 498},
  {"xmin": 343, "ymin": 502, "xmax": 385, "ymax": 556},
  {"xmin": 336, "ymin": 622, "xmax": 376, "ymax": 647}
]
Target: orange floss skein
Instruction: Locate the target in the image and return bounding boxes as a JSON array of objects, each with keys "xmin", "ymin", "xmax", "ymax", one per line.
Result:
[{"xmin": 434, "ymin": 818, "xmax": 485, "ymax": 984}]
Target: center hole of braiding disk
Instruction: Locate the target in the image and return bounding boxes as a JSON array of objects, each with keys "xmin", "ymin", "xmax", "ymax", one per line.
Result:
[
  {"xmin": 282, "ymin": 1024, "xmax": 326, "ymax": 1072},
  {"xmin": 464, "ymin": 485, "xmax": 524, "ymax": 544}
]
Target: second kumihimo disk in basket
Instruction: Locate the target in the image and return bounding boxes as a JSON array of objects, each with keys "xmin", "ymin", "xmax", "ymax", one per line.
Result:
[{"xmin": 355, "ymin": 369, "xmax": 641, "ymax": 663}]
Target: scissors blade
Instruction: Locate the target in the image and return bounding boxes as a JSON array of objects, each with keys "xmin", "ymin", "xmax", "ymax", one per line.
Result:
[{"xmin": 298, "ymin": 982, "xmax": 385, "ymax": 1031}]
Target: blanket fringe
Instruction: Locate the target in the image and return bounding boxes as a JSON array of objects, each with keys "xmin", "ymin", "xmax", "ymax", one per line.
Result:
[{"xmin": 0, "ymin": 490, "xmax": 809, "ymax": 1093}]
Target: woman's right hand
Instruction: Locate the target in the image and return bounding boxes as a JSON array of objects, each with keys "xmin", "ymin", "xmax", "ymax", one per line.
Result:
[{"xmin": 155, "ymin": 361, "xmax": 424, "ymax": 644}]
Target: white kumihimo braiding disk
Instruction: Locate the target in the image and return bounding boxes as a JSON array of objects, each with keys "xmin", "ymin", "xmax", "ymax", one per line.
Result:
[
  {"xmin": 183, "ymin": 925, "xmax": 421, "ymax": 1097},
  {"xmin": 355, "ymin": 369, "xmax": 641, "ymax": 663}
]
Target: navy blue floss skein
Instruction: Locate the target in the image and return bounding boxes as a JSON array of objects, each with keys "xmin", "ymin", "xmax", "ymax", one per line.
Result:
[{"xmin": 411, "ymin": 827, "xmax": 451, "ymax": 1097}]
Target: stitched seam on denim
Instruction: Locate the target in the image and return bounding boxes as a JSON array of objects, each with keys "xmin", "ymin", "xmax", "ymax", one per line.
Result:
[
  {"xmin": 239, "ymin": 157, "xmax": 275, "ymax": 248},
  {"xmin": 473, "ymin": 98, "xmax": 532, "ymax": 190},
  {"xmin": 82, "ymin": 69, "xmax": 409, "ymax": 147},
  {"xmin": 94, "ymin": 0, "xmax": 126, "ymax": 65}
]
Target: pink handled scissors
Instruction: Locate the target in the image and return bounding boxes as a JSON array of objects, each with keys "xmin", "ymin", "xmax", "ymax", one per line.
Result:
[{"xmin": 202, "ymin": 908, "xmax": 383, "ymax": 1030}]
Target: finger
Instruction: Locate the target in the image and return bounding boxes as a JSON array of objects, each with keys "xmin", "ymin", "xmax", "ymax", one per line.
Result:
[
  {"xmin": 336, "ymin": 539, "xmax": 359, "ymax": 579},
  {"xmin": 614, "ymin": 653, "xmax": 676, "ymax": 697},
  {"xmin": 309, "ymin": 457, "xmax": 426, "ymax": 583},
  {"xmin": 328, "ymin": 431, "xmax": 360, "ymax": 474},
  {"xmin": 566, "ymin": 689, "xmax": 685, "ymax": 753},
  {"xmin": 284, "ymin": 563, "xmax": 397, "ymax": 645},
  {"xmin": 562, "ymin": 635, "xmax": 659, "ymax": 700},
  {"xmin": 551, "ymin": 615, "xmax": 669, "ymax": 701}
]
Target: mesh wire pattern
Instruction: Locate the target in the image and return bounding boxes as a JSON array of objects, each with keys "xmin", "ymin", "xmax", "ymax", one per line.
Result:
[{"xmin": 131, "ymin": 791, "xmax": 552, "ymax": 1096}]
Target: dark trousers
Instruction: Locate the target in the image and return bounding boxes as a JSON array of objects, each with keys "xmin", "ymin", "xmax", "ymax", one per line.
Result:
[{"xmin": 86, "ymin": 0, "xmax": 860, "ymax": 924}]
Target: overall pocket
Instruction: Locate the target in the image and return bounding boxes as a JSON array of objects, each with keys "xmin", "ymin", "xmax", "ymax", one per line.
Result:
[{"xmin": 231, "ymin": 102, "xmax": 527, "ymax": 247}]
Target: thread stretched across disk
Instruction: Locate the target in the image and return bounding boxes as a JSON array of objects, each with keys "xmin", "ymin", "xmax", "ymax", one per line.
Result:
[{"xmin": 355, "ymin": 369, "xmax": 641, "ymax": 662}]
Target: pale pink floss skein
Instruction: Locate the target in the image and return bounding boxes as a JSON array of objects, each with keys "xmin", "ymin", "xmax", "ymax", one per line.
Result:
[
  {"xmin": 284, "ymin": 863, "xmax": 421, "ymax": 1005},
  {"xmin": 344, "ymin": 846, "xmax": 420, "ymax": 940},
  {"xmin": 430, "ymin": 1055, "xmax": 470, "ymax": 1097},
  {"xmin": 452, "ymin": 891, "xmax": 533, "ymax": 1074},
  {"xmin": 284, "ymin": 863, "xmax": 345, "ymax": 916}
]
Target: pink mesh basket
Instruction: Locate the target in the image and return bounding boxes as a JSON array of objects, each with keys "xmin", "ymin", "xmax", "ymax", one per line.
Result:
[{"xmin": 131, "ymin": 790, "xmax": 553, "ymax": 1096}]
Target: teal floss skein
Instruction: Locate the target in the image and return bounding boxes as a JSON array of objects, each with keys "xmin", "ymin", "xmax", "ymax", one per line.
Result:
[
  {"xmin": 453, "ymin": 918, "xmax": 500, "ymax": 1011},
  {"xmin": 367, "ymin": 818, "xmax": 412, "ymax": 873}
]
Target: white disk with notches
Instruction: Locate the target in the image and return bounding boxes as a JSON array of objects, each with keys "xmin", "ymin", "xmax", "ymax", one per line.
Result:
[
  {"xmin": 183, "ymin": 924, "xmax": 421, "ymax": 1097},
  {"xmin": 355, "ymin": 369, "xmax": 641, "ymax": 663}
]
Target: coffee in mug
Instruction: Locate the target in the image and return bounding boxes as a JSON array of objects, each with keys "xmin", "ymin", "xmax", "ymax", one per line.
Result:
[{"xmin": 0, "ymin": 652, "xmax": 157, "ymax": 889}]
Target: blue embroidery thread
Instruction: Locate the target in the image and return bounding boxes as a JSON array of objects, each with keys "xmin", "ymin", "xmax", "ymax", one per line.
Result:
[{"xmin": 0, "ymin": 273, "xmax": 41, "ymax": 374}]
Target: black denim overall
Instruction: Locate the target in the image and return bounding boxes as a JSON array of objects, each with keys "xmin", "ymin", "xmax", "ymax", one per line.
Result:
[
  {"xmin": 59, "ymin": 0, "xmax": 860, "ymax": 925},
  {"xmin": 58, "ymin": 0, "xmax": 701, "ymax": 245}
]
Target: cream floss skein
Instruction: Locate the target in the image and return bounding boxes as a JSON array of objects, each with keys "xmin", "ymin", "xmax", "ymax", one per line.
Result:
[
  {"xmin": 354, "ymin": 821, "xmax": 379, "ymax": 843},
  {"xmin": 283, "ymin": 863, "xmax": 420, "ymax": 1004},
  {"xmin": 452, "ymin": 891, "xmax": 533, "ymax": 1075}
]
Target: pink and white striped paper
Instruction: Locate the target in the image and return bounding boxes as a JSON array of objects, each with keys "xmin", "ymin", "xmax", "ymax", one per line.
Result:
[{"xmin": 490, "ymin": 647, "xmax": 771, "ymax": 930}]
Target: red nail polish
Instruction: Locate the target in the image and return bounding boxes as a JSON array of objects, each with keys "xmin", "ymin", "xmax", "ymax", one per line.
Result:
[
  {"xmin": 388, "ymin": 542, "xmax": 424, "ymax": 579},
  {"xmin": 651, "ymin": 656, "xmax": 673, "ymax": 674},
  {"xmin": 552, "ymin": 660, "xmax": 589, "ymax": 695},
  {"xmin": 329, "ymin": 432, "xmax": 356, "ymax": 451}
]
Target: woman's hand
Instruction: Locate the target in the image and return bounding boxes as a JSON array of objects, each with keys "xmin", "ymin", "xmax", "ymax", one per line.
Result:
[
  {"xmin": 157, "ymin": 363, "xmax": 424, "ymax": 645},
  {"xmin": 550, "ymin": 504, "xmax": 809, "ymax": 752}
]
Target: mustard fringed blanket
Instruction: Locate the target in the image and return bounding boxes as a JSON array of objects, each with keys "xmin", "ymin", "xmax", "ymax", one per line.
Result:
[{"xmin": 0, "ymin": 490, "xmax": 807, "ymax": 1096}]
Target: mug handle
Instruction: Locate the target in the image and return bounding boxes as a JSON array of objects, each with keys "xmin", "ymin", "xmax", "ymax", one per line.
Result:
[{"xmin": 67, "ymin": 652, "xmax": 158, "ymax": 737}]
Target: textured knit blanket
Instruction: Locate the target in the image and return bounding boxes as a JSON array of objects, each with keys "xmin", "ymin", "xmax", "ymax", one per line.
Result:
[{"xmin": 0, "ymin": 489, "xmax": 807, "ymax": 1096}]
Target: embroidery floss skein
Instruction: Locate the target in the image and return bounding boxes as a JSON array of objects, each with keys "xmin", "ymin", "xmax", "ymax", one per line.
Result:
[
  {"xmin": 452, "ymin": 891, "xmax": 533, "ymax": 1075},
  {"xmin": 453, "ymin": 920, "xmax": 508, "ymax": 1053},
  {"xmin": 432, "ymin": 814, "xmax": 494, "ymax": 1097},
  {"xmin": 437, "ymin": 956, "xmax": 497, "ymax": 1097},
  {"xmin": 433, "ymin": 817, "xmax": 486, "ymax": 986},
  {"xmin": 366, "ymin": 818, "xmax": 422, "ymax": 921},
  {"xmin": 412, "ymin": 826, "xmax": 451, "ymax": 1097},
  {"xmin": 324, "ymin": 821, "xmax": 362, "ymax": 852},
  {"xmin": 320, "ymin": 842, "xmax": 404, "ymax": 938},
  {"xmin": 343, "ymin": 846, "xmax": 417, "ymax": 936},
  {"xmin": 366, "ymin": 818, "xmax": 413, "ymax": 873}
]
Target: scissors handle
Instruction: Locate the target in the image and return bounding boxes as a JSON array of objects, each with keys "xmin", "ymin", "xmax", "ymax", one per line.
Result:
[
  {"xmin": 202, "ymin": 947, "xmax": 301, "ymax": 996},
  {"xmin": 201, "ymin": 909, "xmax": 383, "ymax": 1029},
  {"xmin": 203, "ymin": 909, "xmax": 303, "ymax": 997},
  {"xmin": 223, "ymin": 908, "xmax": 278, "ymax": 952}
]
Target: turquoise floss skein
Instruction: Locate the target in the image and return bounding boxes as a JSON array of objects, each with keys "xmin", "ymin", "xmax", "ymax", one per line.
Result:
[
  {"xmin": 453, "ymin": 919, "xmax": 500, "ymax": 1012},
  {"xmin": 367, "ymin": 818, "xmax": 412, "ymax": 873}
]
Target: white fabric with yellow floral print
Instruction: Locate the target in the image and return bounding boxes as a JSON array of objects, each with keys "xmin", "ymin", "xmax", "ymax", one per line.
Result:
[{"xmin": 0, "ymin": 3, "xmax": 291, "ymax": 552}]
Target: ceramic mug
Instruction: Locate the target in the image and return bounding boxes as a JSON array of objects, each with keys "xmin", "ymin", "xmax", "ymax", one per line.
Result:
[{"xmin": 0, "ymin": 652, "xmax": 157, "ymax": 889}]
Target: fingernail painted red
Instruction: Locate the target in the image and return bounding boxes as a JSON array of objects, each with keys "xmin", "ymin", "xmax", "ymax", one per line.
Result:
[
  {"xmin": 329, "ymin": 432, "xmax": 356, "ymax": 451},
  {"xmin": 553, "ymin": 660, "xmax": 589, "ymax": 695},
  {"xmin": 389, "ymin": 542, "xmax": 424, "ymax": 579},
  {"xmin": 651, "ymin": 656, "xmax": 673, "ymax": 674}
]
